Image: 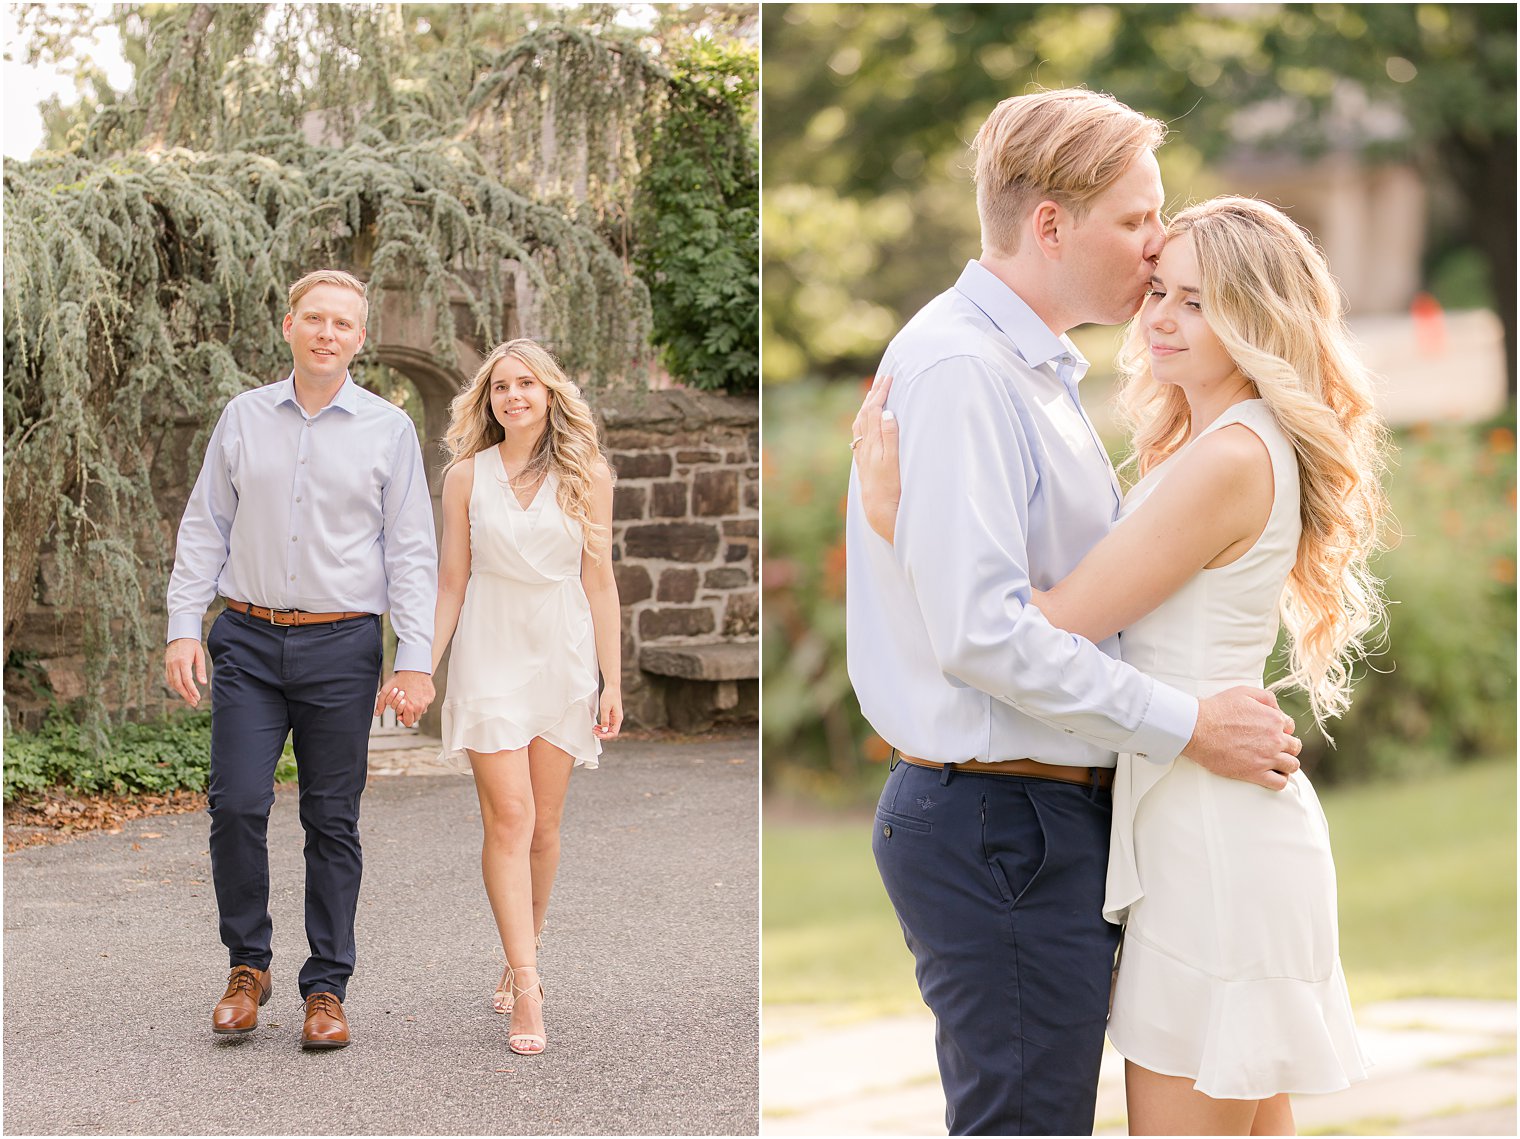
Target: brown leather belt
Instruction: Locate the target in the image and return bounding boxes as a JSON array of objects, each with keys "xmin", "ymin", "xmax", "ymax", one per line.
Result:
[
  {"xmin": 224, "ymin": 599, "xmax": 373, "ymax": 627},
  {"xmin": 895, "ymin": 751, "xmax": 1114, "ymax": 790}
]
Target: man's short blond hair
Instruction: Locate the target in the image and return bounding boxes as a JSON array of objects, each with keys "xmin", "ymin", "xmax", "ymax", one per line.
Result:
[
  {"xmin": 287, "ymin": 269, "xmax": 369, "ymax": 323},
  {"xmin": 973, "ymin": 88, "xmax": 1166, "ymax": 256}
]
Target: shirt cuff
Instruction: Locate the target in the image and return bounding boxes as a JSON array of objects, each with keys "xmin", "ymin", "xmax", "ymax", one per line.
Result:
[
  {"xmin": 393, "ymin": 642, "xmax": 433, "ymax": 675},
  {"xmin": 1121, "ymin": 680, "xmax": 1198, "ymax": 764},
  {"xmin": 167, "ymin": 612, "xmax": 208, "ymax": 644}
]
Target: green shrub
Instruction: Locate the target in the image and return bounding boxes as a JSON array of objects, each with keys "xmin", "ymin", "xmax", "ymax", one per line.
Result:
[
  {"xmin": 4, "ymin": 708, "xmax": 303, "ymax": 801},
  {"xmin": 761, "ymin": 381, "xmax": 864, "ymax": 792},
  {"xmin": 762, "ymin": 379, "xmax": 1517, "ymax": 794},
  {"xmin": 5, "ymin": 709, "xmax": 214, "ymax": 802},
  {"xmin": 1282, "ymin": 418, "xmax": 1517, "ymax": 782}
]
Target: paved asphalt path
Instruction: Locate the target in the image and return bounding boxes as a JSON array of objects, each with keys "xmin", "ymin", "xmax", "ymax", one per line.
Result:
[{"xmin": 3, "ymin": 733, "xmax": 758, "ymax": 1136}]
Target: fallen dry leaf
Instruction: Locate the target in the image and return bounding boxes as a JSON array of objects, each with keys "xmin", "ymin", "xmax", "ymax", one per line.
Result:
[{"xmin": 5, "ymin": 789, "xmax": 206, "ymax": 852}]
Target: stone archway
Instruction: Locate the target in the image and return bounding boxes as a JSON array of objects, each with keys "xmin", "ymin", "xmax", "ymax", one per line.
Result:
[
  {"xmin": 365, "ymin": 289, "xmax": 506, "ymax": 736},
  {"xmin": 368, "ymin": 287, "xmax": 505, "ymax": 487}
]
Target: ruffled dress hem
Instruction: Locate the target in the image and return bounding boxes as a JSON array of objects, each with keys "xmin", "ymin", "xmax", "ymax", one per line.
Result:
[
  {"xmin": 1108, "ymin": 928, "xmax": 1371, "ymax": 1100},
  {"xmin": 437, "ymin": 691, "xmax": 601, "ymax": 771}
]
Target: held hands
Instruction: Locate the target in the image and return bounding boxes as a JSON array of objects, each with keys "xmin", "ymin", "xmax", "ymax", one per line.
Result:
[
  {"xmin": 377, "ymin": 671, "xmax": 436, "ymax": 728},
  {"xmin": 594, "ymin": 686, "xmax": 623, "ymax": 741},
  {"xmin": 1188, "ymin": 687, "xmax": 1303, "ymax": 791},
  {"xmin": 851, "ymin": 374, "xmax": 902, "ymax": 545},
  {"xmin": 165, "ymin": 638, "xmax": 208, "ymax": 708}
]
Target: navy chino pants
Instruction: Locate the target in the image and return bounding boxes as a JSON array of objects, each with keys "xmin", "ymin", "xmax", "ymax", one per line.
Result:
[
  {"xmin": 873, "ymin": 759, "xmax": 1121, "ymax": 1136},
  {"xmin": 205, "ymin": 607, "xmax": 382, "ymax": 1001}
]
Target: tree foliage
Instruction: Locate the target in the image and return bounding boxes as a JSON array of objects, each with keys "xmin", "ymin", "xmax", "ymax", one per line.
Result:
[
  {"xmin": 763, "ymin": 2, "xmax": 1515, "ymax": 387},
  {"xmin": 4, "ymin": 3, "xmax": 757, "ymax": 723},
  {"xmin": 635, "ymin": 36, "xmax": 759, "ymax": 392}
]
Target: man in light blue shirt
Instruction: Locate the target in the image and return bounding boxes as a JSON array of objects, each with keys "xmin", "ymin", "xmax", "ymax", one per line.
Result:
[
  {"xmin": 165, "ymin": 269, "xmax": 437, "ymax": 1050},
  {"xmin": 846, "ymin": 91, "xmax": 1302, "ymax": 1134}
]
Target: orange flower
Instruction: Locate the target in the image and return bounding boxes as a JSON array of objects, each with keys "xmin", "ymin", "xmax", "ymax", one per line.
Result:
[
  {"xmin": 823, "ymin": 539, "xmax": 848, "ymax": 598},
  {"xmin": 1488, "ymin": 426, "xmax": 1515, "ymax": 454},
  {"xmin": 1492, "ymin": 556, "xmax": 1515, "ymax": 586},
  {"xmin": 864, "ymin": 734, "xmax": 893, "ymax": 762}
]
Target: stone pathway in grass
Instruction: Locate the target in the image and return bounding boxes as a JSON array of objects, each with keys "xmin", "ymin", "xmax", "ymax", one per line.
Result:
[{"xmin": 762, "ymin": 999, "xmax": 1516, "ymax": 1136}]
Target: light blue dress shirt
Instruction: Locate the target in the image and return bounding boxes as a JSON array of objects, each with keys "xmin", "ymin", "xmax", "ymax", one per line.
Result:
[
  {"xmin": 846, "ymin": 261, "xmax": 1197, "ymax": 767},
  {"xmin": 166, "ymin": 374, "xmax": 438, "ymax": 674}
]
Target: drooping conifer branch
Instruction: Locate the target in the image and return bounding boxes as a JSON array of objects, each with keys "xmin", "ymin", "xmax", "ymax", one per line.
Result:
[{"xmin": 4, "ymin": 5, "xmax": 754, "ymax": 723}]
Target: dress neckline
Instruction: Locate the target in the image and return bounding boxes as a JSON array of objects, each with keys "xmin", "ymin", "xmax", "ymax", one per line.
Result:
[{"xmin": 491, "ymin": 445, "xmax": 552, "ymax": 512}]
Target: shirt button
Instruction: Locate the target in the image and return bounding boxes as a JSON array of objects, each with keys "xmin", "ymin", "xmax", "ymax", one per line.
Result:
[
  {"xmin": 295, "ymin": 496, "xmax": 302, "ymax": 503},
  {"xmin": 305, "ymin": 420, "xmax": 313, "ymax": 427},
  {"xmin": 300, "ymin": 458, "xmax": 307, "ymax": 465},
  {"xmin": 289, "ymin": 575, "xmax": 296, "ymax": 581},
  {"xmin": 291, "ymin": 536, "xmax": 298, "ymax": 542},
  {"xmin": 882, "ymin": 824, "xmax": 892, "ymax": 838}
]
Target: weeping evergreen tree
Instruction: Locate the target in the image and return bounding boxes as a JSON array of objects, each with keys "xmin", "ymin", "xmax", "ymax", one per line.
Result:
[{"xmin": 4, "ymin": 3, "xmax": 758, "ymax": 722}]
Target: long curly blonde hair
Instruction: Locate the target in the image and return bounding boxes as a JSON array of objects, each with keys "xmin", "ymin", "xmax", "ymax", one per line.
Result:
[
  {"xmin": 442, "ymin": 338, "xmax": 613, "ymax": 563},
  {"xmin": 1116, "ymin": 196, "xmax": 1389, "ymax": 731}
]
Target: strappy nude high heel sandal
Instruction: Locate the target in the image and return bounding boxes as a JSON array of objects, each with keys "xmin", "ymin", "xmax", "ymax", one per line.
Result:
[
  {"xmin": 507, "ymin": 965, "xmax": 546, "ymax": 1056},
  {"xmin": 493, "ymin": 919, "xmax": 547, "ymax": 1016}
]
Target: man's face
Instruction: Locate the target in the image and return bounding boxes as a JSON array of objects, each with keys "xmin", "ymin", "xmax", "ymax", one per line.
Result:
[
  {"xmin": 282, "ymin": 284, "xmax": 367, "ymax": 383},
  {"xmin": 1062, "ymin": 150, "xmax": 1166, "ymax": 327}
]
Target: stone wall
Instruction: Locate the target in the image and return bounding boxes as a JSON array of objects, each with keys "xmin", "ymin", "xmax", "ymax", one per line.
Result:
[
  {"xmin": 601, "ymin": 388, "xmax": 759, "ymax": 730},
  {"xmin": 4, "ymin": 388, "xmax": 760, "ymax": 734}
]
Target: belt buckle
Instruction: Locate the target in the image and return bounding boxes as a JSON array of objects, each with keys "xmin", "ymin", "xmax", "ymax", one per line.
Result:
[{"xmin": 267, "ymin": 608, "xmax": 299, "ymax": 626}]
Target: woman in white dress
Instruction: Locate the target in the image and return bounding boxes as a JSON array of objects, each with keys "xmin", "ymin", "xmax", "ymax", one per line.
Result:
[
  {"xmin": 422, "ymin": 338, "xmax": 621, "ymax": 1056},
  {"xmin": 854, "ymin": 197, "xmax": 1387, "ymax": 1134}
]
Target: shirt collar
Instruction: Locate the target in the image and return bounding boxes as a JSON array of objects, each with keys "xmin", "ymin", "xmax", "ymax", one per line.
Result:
[
  {"xmin": 275, "ymin": 373, "xmax": 362, "ymax": 415},
  {"xmin": 953, "ymin": 261, "xmax": 1091, "ymax": 383}
]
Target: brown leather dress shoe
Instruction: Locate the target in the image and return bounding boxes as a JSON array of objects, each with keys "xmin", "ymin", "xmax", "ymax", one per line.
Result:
[
  {"xmin": 301, "ymin": 992, "xmax": 350, "ymax": 1050},
  {"xmin": 211, "ymin": 965, "xmax": 272, "ymax": 1034}
]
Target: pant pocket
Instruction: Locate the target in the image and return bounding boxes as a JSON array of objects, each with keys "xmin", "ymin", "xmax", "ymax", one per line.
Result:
[{"xmin": 984, "ymin": 786, "xmax": 1049, "ymax": 907}]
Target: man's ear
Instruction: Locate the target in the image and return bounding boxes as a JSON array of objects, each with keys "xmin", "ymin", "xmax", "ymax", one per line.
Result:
[
  {"xmin": 281, "ymin": 312, "xmax": 294, "ymax": 343},
  {"xmin": 1030, "ymin": 199, "xmax": 1065, "ymax": 261}
]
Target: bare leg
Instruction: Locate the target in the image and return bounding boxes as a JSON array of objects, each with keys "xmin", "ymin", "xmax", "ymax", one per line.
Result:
[
  {"xmin": 469, "ymin": 747, "xmax": 543, "ymax": 1043},
  {"xmin": 526, "ymin": 737, "xmax": 577, "ymax": 937},
  {"xmin": 1125, "ymin": 1060, "xmax": 1260, "ymax": 1136},
  {"xmin": 1250, "ymin": 1094, "xmax": 1295, "ymax": 1136}
]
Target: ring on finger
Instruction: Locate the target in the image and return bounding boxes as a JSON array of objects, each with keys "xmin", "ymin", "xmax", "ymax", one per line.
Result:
[{"xmin": 850, "ymin": 435, "xmax": 864, "ymax": 450}]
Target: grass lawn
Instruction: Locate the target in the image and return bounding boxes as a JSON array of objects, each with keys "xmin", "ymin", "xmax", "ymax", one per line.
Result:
[{"xmin": 763, "ymin": 757, "xmax": 1515, "ymax": 1013}]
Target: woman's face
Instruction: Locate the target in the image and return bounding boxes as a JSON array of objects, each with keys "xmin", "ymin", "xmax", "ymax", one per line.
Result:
[
  {"xmin": 488, "ymin": 354, "xmax": 551, "ymax": 437},
  {"xmin": 1141, "ymin": 231, "xmax": 1240, "ymax": 393}
]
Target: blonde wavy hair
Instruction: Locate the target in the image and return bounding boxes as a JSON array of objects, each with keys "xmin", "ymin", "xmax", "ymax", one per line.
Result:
[
  {"xmin": 442, "ymin": 339, "xmax": 613, "ymax": 562},
  {"xmin": 1116, "ymin": 196, "xmax": 1389, "ymax": 731}
]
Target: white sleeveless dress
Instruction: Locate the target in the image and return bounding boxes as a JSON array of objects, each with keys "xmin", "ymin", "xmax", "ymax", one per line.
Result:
[
  {"xmin": 439, "ymin": 448, "xmax": 601, "ymax": 770},
  {"xmin": 1103, "ymin": 400, "xmax": 1367, "ymax": 1099}
]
